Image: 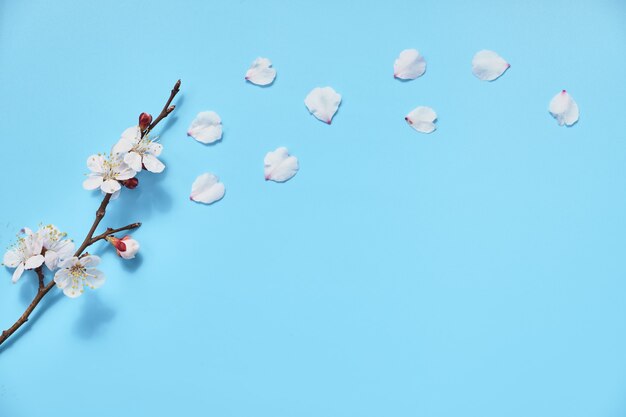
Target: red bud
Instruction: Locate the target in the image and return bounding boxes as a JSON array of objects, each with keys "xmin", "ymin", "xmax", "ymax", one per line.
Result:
[
  {"xmin": 122, "ymin": 178, "xmax": 139, "ymax": 189},
  {"xmin": 139, "ymin": 112, "xmax": 153, "ymax": 130}
]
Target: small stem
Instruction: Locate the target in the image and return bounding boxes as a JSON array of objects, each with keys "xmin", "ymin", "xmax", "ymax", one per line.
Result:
[
  {"xmin": 89, "ymin": 222, "xmax": 142, "ymax": 246},
  {"xmin": 36, "ymin": 267, "xmax": 44, "ymax": 290},
  {"xmin": 146, "ymin": 79, "xmax": 181, "ymax": 136}
]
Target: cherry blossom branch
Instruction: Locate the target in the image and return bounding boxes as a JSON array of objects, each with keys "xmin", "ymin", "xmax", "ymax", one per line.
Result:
[{"xmin": 0, "ymin": 80, "xmax": 181, "ymax": 349}]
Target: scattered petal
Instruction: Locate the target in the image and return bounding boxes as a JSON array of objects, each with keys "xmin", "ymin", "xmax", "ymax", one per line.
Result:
[
  {"xmin": 264, "ymin": 147, "xmax": 299, "ymax": 183},
  {"xmin": 304, "ymin": 87, "xmax": 341, "ymax": 124},
  {"xmin": 187, "ymin": 111, "xmax": 223, "ymax": 144},
  {"xmin": 245, "ymin": 57, "xmax": 276, "ymax": 86},
  {"xmin": 405, "ymin": 106, "xmax": 437, "ymax": 134},
  {"xmin": 393, "ymin": 49, "xmax": 427, "ymax": 80},
  {"xmin": 472, "ymin": 50, "xmax": 510, "ymax": 81},
  {"xmin": 190, "ymin": 173, "xmax": 225, "ymax": 204},
  {"xmin": 549, "ymin": 90, "xmax": 579, "ymax": 126}
]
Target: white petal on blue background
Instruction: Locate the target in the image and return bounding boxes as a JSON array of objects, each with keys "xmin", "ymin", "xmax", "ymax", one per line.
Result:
[
  {"xmin": 405, "ymin": 106, "xmax": 437, "ymax": 134},
  {"xmin": 472, "ymin": 50, "xmax": 510, "ymax": 81},
  {"xmin": 190, "ymin": 173, "xmax": 225, "ymax": 204},
  {"xmin": 393, "ymin": 49, "xmax": 427, "ymax": 80},
  {"xmin": 549, "ymin": 90, "xmax": 579, "ymax": 126},
  {"xmin": 245, "ymin": 57, "xmax": 276, "ymax": 86},
  {"xmin": 264, "ymin": 147, "xmax": 299, "ymax": 183},
  {"xmin": 304, "ymin": 87, "xmax": 341, "ymax": 124},
  {"xmin": 187, "ymin": 111, "xmax": 223, "ymax": 144}
]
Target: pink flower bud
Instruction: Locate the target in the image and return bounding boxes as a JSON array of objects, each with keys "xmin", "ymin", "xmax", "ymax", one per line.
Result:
[
  {"xmin": 139, "ymin": 112, "xmax": 153, "ymax": 130},
  {"xmin": 122, "ymin": 178, "xmax": 139, "ymax": 189},
  {"xmin": 106, "ymin": 235, "xmax": 140, "ymax": 259}
]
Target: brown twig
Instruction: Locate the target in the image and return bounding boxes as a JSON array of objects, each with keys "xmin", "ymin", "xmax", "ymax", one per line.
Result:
[
  {"xmin": 89, "ymin": 222, "xmax": 142, "ymax": 246},
  {"xmin": 0, "ymin": 80, "xmax": 180, "ymax": 348}
]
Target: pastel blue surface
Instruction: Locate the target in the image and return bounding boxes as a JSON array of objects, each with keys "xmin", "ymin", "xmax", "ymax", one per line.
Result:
[{"xmin": 1, "ymin": 0, "xmax": 626, "ymax": 415}]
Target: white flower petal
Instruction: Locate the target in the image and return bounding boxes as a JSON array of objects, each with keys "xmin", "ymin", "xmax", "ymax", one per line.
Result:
[
  {"xmin": 12, "ymin": 263, "xmax": 25, "ymax": 283},
  {"xmin": 101, "ymin": 179, "xmax": 121, "ymax": 194},
  {"xmin": 44, "ymin": 250, "xmax": 59, "ymax": 271},
  {"xmin": 245, "ymin": 57, "xmax": 277, "ymax": 86},
  {"xmin": 264, "ymin": 147, "xmax": 299, "ymax": 183},
  {"xmin": 142, "ymin": 154, "xmax": 165, "ymax": 173},
  {"xmin": 58, "ymin": 257, "xmax": 78, "ymax": 269},
  {"xmin": 190, "ymin": 173, "xmax": 225, "ymax": 205},
  {"xmin": 24, "ymin": 254, "xmax": 44, "ymax": 270},
  {"xmin": 63, "ymin": 285, "xmax": 83, "ymax": 298},
  {"xmin": 55, "ymin": 240, "xmax": 75, "ymax": 260},
  {"xmin": 393, "ymin": 49, "xmax": 427, "ymax": 80},
  {"xmin": 86, "ymin": 155, "xmax": 105, "ymax": 174},
  {"xmin": 83, "ymin": 175, "xmax": 104, "ymax": 190},
  {"xmin": 148, "ymin": 142, "xmax": 163, "ymax": 157},
  {"xmin": 304, "ymin": 87, "xmax": 341, "ymax": 124},
  {"xmin": 112, "ymin": 126, "xmax": 140, "ymax": 154},
  {"xmin": 549, "ymin": 90, "xmax": 579, "ymax": 126},
  {"xmin": 3, "ymin": 249, "xmax": 21, "ymax": 268},
  {"xmin": 405, "ymin": 106, "xmax": 437, "ymax": 134},
  {"xmin": 54, "ymin": 269, "xmax": 71, "ymax": 289},
  {"xmin": 124, "ymin": 151, "xmax": 143, "ymax": 172},
  {"xmin": 85, "ymin": 269, "xmax": 105, "ymax": 289},
  {"xmin": 81, "ymin": 255, "xmax": 101, "ymax": 268},
  {"xmin": 472, "ymin": 50, "xmax": 510, "ymax": 81},
  {"xmin": 187, "ymin": 111, "xmax": 223, "ymax": 144}
]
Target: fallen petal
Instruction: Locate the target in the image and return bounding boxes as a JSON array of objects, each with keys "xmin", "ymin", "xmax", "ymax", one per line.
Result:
[
  {"xmin": 405, "ymin": 106, "xmax": 437, "ymax": 134},
  {"xmin": 264, "ymin": 147, "xmax": 299, "ymax": 183},
  {"xmin": 549, "ymin": 90, "xmax": 579, "ymax": 126},
  {"xmin": 188, "ymin": 111, "xmax": 223, "ymax": 144},
  {"xmin": 393, "ymin": 49, "xmax": 427, "ymax": 80},
  {"xmin": 190, "ymin": 173, "xmax": 225, "ymax": 204},
  {"xmin": 472, "ymin": 50, "xmax": 510, "ymax": 81},
  {"xmin": 304, "ymin": 87, "xmax": 341, "ymax": 124},
  {"xmin": 245, "ymin": 57, "xmax": 276, "ymax": 86}
]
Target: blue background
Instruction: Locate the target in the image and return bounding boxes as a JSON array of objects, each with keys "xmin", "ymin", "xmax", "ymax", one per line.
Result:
[{"xmin": 1, "ymin": 0, "xmax": 626, "ymax": 415}]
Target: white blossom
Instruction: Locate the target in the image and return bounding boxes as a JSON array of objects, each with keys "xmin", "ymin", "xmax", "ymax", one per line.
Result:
[
  {"xmin": 82, "ymin": 153, "xmax": 137, "ymax": 194},
  {"xmin": 112, "ymin": 126, "xmax": 165, "ymax": 173},
  {"xmin": 54, "ymin": 255, "xmax": 105, "ymax": 298},
  {"xmin": 3, "ymin": 228, "xmax": 45, "ymax": 283},
  {"xmin": 37, "ymin": 224, "xmax": 75, "ymax": 271}
]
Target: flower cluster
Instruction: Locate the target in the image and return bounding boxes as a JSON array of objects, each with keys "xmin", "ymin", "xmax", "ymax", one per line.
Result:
[{"xmin": 83, "ymin": 113, "xmax": 165, "ymax": 197}]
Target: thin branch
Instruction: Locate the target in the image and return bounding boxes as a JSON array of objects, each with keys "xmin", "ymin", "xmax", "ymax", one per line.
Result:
[
  {"xmin": 89, "ymin": 222, "xmax": 142, "ymax": 246},
  {"xmin": 0, "ymin": 80, "xmax": 180, "ymax": 348},
  {"xmin": 36, "ymin": 267, "xmax": 44, "ymax": 290},
  {"xmin": 146, "ymin": 79, "xmax": 181, "ymax": 136}
]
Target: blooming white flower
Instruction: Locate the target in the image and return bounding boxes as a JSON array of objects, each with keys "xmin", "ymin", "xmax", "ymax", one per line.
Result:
[
  {"xmin": 3, "ymin": 228, "xmax": 45, "ymax": 283},
  {"xmin": 54, "ymin": 255, "xmax": 105, "ymax": 298},
  {"xmin": 37, "ymin": 224, "xmax": 75, "ymax": 271},
  {"xmin": 112, "ymin": 126, "xmax": 165, "ymax": 173},
  {"xmin": 83, "ymin": 153, "xmax": 137, "ymax": 194},
  {"xmin": 106, "ymin": 235, "xmax": 140, "ymax": 259}
]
